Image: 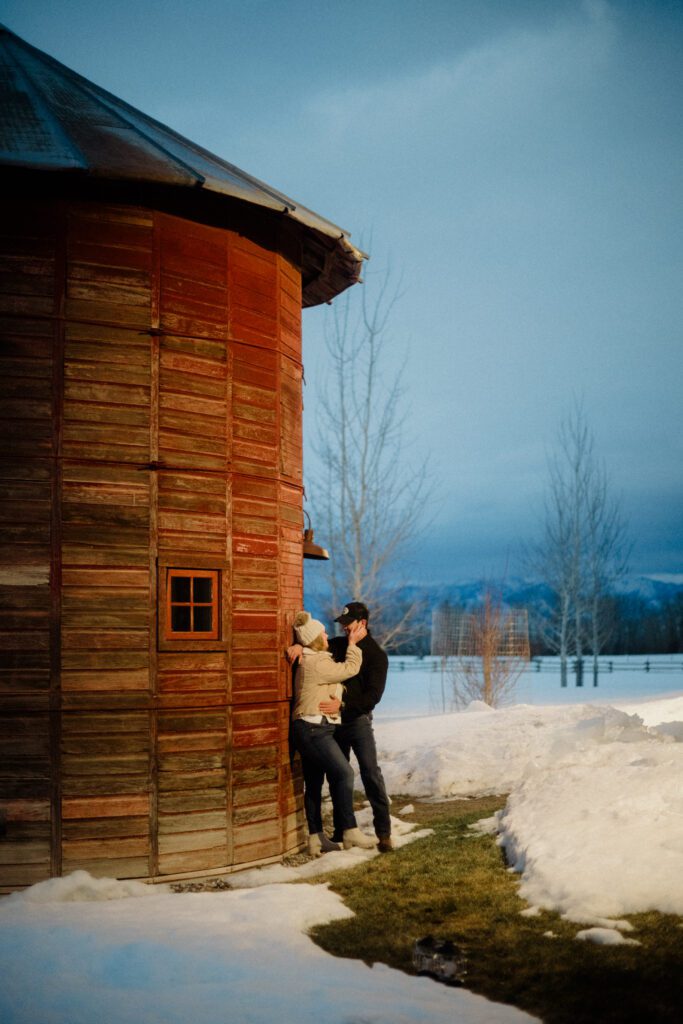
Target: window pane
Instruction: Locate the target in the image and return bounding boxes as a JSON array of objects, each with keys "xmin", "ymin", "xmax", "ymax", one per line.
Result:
[
  {"xmin": 193, "ymin": 577, "xmax": 213, "ymax": 603},
  {"xmin": 171, "ymin": 606, "xmax": 191, "ymax": 632},
  {"xmin": 193, "ymin": 606, "xmax": 213, "ymax": 632},
  {"xmin": 171, "ymin": 576, "xmax": 191, "ymax": 602}
]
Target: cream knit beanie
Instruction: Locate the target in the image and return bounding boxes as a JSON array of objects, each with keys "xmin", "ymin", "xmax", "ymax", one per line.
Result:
[{"xmin": 294, "ymin": 611, "xmax": 325, "ymax": 647}]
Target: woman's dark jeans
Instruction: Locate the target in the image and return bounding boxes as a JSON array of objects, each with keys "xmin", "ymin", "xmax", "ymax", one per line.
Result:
[{"xmin": 291, "ymin": 718, "xmax": 357, "ymax": 835}]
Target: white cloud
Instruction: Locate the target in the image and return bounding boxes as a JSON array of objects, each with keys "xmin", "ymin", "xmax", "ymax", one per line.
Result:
[{"xmin": 302, "ymin": 4, "xmax": 618, "ymax": 152}]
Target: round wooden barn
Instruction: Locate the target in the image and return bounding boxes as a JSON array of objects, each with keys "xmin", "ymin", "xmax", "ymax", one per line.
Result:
[{"xmin": 0, "ymin": 26, "xmax": 364, "ymax": 891}]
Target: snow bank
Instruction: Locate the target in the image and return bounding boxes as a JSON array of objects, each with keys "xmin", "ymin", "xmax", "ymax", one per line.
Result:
[
  {"xmin": 0, "ymin": 879, "xmax": 537, "ymax": 1024},
  {"xmin": 374, "ymin": 697, "xmax": 683, "ymax": 923},
  {"xmin": 7, "ymin": 869, "xmax": 156, "ymax": 904},
  {"xmin": 498, "ymin": 720, "xmax": 683, "ymax": 920},
  {"xmin": 375, "ymin": 701, "xmax": 652, "ymax": 798}
]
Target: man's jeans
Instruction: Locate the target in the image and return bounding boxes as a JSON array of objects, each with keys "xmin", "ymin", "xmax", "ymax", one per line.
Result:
[
  {"xmin": 291, "ymin": 718, "xmax": 357, "ymax": 835},
  {"xmin": 333, "ymin": 714, "xmax": 391, "ymax": 839}
]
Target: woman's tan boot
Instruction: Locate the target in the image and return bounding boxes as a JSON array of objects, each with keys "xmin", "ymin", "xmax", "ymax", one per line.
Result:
[
  {"xmin": 308, "ymin": 833, "xmax": 323, "ymax": 857},
  {"xmin": 342, "ymin": 827, "xmax": 377, "ymax": 850}
]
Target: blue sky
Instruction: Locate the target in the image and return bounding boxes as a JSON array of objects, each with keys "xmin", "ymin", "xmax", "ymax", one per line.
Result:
[{"xmin": 4, "ymin": 0, "xmax": 681, "ymax": 581}]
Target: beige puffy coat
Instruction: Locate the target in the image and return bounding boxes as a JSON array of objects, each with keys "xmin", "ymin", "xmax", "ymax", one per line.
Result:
[{"xmin": 292, "ymin": 643, "xmax": 362, "ymax": 722}]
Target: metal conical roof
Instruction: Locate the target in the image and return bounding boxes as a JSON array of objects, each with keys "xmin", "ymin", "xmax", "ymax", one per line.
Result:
[{"xmin": 0, "ymin": 24, "xmax": 365, "ymax": 306}]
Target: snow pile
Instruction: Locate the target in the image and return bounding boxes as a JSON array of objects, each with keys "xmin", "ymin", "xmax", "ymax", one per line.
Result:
[
  {"xmin": 0, "ymin": 878, "xmax": 537, "ymax": 1024},
  {"xmin": 7, "ymin": 868, "xmax": 155, "ymax": 904},
  {"xmin": 373, "ymin": 698, "xmax": 683, "ymax": 923},
  {"xmin": 575, "ymin": 927, "xmax": 641, "ymax": 947},
  {"xmin": 496, "ymin": 710, "xmax": 683, "ymax": 921},
  {"xmin": 375, "ymin": 700, "xmax": 658, "ymax": 797}
]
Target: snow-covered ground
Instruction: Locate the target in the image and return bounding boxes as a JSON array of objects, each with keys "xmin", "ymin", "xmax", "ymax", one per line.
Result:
[
  {"xmin": 0, "ymin": 826, "xmax": 536, "ymax": 1024},
  {"xmin": 1, "ymin": 683, "xmax": 682, "ymax": 1024}
]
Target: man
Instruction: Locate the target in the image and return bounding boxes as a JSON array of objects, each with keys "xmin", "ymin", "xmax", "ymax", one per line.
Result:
[{"xmin": 316, "ymin": 602, "xmax": 392, "ymax": 852}]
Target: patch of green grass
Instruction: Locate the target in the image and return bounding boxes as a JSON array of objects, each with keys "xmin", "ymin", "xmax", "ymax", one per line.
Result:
[{"xmin": 308, "ymin": 796, "xmax": 683, "ymax": 1024}]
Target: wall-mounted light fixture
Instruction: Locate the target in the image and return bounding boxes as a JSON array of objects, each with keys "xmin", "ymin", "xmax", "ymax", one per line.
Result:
[{"xmin": 303, "ymin": 509, "xmax": 329, "ymax": 560}]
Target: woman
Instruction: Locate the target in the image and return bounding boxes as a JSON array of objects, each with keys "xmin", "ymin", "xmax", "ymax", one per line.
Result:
[{"xmin": 290, "ymin": 611, "xmax": 377, "ymax": 856}]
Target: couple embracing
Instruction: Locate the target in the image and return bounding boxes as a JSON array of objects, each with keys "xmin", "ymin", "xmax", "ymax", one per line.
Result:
[{"xmin": 288, "ymin": 602, "xmax": 393, "ymax": 857}]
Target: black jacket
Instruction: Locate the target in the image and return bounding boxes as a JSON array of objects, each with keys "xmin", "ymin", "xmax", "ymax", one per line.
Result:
[{"xmin": 328, "ymin": 631, "xmax": 388, "ymax": 723}]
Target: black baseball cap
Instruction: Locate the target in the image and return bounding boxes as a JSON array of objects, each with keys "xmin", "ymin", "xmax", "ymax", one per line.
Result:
[{"xmin": 334, "ymin": 601, "xmax": 369, "ymax": 625}]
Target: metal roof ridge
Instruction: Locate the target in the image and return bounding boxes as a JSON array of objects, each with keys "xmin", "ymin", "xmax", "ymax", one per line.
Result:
[
  {"xmin": 3, "ymin": 25, "xmax": 207, "ymax": 187},
  {"xmin": 72, "ymin": 76, "xmax": 209, "ymax": 188},
  {"xmin": 85, "ymin": 90, "xmax": 312, "ymax": 220},
  {"xmin": 0, "ymin": 24, "xmax": 298, "ymax": 211},
  {"xmin": 0, "ymin": 30, "xmax": 89, "ymax": 170}
]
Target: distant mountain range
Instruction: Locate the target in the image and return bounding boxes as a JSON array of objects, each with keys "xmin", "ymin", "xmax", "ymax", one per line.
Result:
[
  {"xmin": 398, "ymin": 574, "xmax": 683, "ymax": 612},
  {"xmin": 304, "ymin": 574, "xmax": 683, "ymax": 654},
  {"xmin": 306, "ymin": 574, "xmax": 683, "ymax": 624}
]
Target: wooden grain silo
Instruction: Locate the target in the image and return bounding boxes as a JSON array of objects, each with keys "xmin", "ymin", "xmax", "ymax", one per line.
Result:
[{"xmin": 0, "ymin": 26, "xmax": 364, "ymax": 890}]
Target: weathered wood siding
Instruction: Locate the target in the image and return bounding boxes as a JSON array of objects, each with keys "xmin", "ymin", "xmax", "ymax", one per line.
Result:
[
  {"xmin": 0, "ymin": 201, "xmax": 58, "ymax": 887},
  {"xmin": 0, "ymin": 198, "xmax": 305, "ymax": 890}
]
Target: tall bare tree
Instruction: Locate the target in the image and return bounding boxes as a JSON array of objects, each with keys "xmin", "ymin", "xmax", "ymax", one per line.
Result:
[
  {"xmin": 584, "ymin": 456, "xmax": 631, "ymax": 684},
  {"xmin": 529, "ymin": 404, "xmax": 629, "ymax": 685},
  {"xmin": 309, "ymin": 270, "xmax": 429, "ymax": 649}
]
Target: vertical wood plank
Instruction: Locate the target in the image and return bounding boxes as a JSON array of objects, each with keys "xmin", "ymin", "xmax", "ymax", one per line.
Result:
[
  {"xmin": 49, "ymin": 202, "xmax": 65, "ymax": 879},
  {"xmin": 148, "ymin": 215, "xmax": 161, "ymax": 878}
]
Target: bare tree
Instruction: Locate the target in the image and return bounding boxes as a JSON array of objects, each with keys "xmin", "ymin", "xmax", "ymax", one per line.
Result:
[
  {"xmin": 531, "ymin": 455, "xmax": 576, "ymax": 686},
  {"xmin": 308, "ymin": 270, "xmax": 429, "ymax": 649},
  {"xmin": 534, "ymin": 410, "xmax": 592, "ymax": 685},
  {"xmin": 529, "ymin": 404, "xmax": 629, "ymax": 686},
  {"xmin": 584, "ymin": 457, "xmax": 631, "ymax": 684},
  {"xmin": 435, "ymin": 590, "xmax": 530, "ymax": 708}
]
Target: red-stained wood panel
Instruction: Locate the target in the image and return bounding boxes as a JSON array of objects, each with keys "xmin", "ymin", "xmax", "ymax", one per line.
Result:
[
  {"xmin": 0, "ymin": 201, "xmax": 58, "ymax": 319},
  {"xmin": 229, "ymin": 235, "xmax": 278, "ymax": 348},
  {"xmin": 279, "ymin": 356, "xmax": 303, "ymax": 484},
  {"xmin": 63, "ymin": 321, "xmax": 151, "ymax": 467},
  {"xmin": 154, "ymin": 700, "xmax": 229, "ymax": 876},
  {"xmin": 65, "ymin": 205, "xmax": 153, "ymax": 327},
  {"xmin": 231, "ymin": 703, "xmax": 284, "ymax": 864},
  {"xmin": 278, "ymin": 256, "xmax": 302, "ymax": 359},
  {"xmin": 233, "ymin": 346, "xmax": 278, "ymax": 390},
  {"xmin": 0, "ymin": 331, "xmax": 54, "ymax": 459},
  {"xmin": 60, "ymin": 451, "xmax": 151, "ymax": 730},
  {"xmin": 156, "ymin": 650, "xmax": 227, "ymax": 699},
  {"xmin": 158, "ymin": 335, "xmax": 229, "ymax": 474},
  {"xmin": 0, "ymin": 205, "xmax": 58, "ymax": 885},
  {"xmin": 159, "ymin": 215, "xmax": 229, "ymax": 340},
  {"xmin": 0, "ymin": 198, "xmax": 310, "ymax": 889}
]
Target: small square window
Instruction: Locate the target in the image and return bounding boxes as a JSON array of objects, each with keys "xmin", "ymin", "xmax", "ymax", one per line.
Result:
[
  {"xmin": 171, "ymin": 605, "xmax": 192, "ymax": 632},
  {"xmin": 165, "ymin": 569, "xmax": 219, "ymax": 641},
  {"xmin": 171, "ymin": 576, "xmax": 191, "ymax": 603},
  {"xmin": 193, "ymin": 606, "xmax": 214, "ymax": 632},
  {"xmin": 193, "ymin": 577, "xmax": 213, "ymax": 603}
]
